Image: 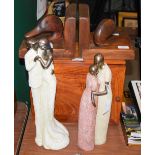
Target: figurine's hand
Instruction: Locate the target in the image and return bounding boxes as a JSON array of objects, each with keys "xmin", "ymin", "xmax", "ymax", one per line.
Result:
[
  {"xmin": 34, "ymin": 56, "xmax": 40, "ymax": 62},
  {"xmin": 91, "ymin": 91, "xmax": 94, "ymax": 101},
  {"xmin": 51, "ymin": 69, "xmax": 55, "ymax": 75},
  {"xmin": 91, "ymin": 91, "xmax": 96, "ymax": 107}
]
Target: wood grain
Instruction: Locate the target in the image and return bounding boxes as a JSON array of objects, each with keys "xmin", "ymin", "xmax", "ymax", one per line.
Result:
[
  {"xmin": 82, "ymin": 32, "xmax": 135, "ymax": 60},
  {"xmin": 30, "ymin": 59, "xmax": 126, "ymax": 124},
  {"xmin": 19, "ymin": 113, "xmax": 141, "ymax": 155},
  {"xmin": 79, "ymin": 4, "xmax": 135, "ymax": 60},
  {"xmin": 19, "ymin": 4, "xmax": 77, "ymax": 59}
]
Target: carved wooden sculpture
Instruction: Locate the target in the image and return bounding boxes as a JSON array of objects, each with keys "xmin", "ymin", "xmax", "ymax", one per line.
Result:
[
  {"xmin": 19, "ymin": 4, "xmax": 77, "ymax": 59},
  {"xmin": 25, "ymin": 15, "xmax": 64, "ymax": 42},
  {"xmin": 79, "ymin": 3, "xmax": 135, "ymax": 60},
  {"xmin": 94, "ymin": 19, "xmax": 116, "ymax": 46}
]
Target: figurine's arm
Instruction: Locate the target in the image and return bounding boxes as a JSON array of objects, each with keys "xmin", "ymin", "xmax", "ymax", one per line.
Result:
[
  {"xmin": 35, "ymin": 56, "xmax": 53, "ymax": 70},
  {"xmin": 91, "ymin": 91, "xmax": 96, "ymax": 107},
  {"xmin": 91, "ymin": 86, "xmax": 108, "ymax": 107},
  {"xmin": 105, "ymin": 65, "xmax": 112, "ymax": 84},
  {"xmin": 24, "ymin": 49, "xmax": 38, "ymax": 71},
  {"xmin": 92, "ymin": 86, "xmax": 108, "ymax": 96}
]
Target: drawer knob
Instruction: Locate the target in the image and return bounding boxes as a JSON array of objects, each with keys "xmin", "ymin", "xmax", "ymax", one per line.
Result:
[{"xmin": 115, "ymin": 96, "xmax": 121, "ymax": 102}]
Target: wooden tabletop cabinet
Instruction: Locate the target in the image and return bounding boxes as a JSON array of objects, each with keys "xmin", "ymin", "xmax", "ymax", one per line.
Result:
[
  {"xmin": 28, "ymin": 49, "xmax": 134, "ymax": 124},
  {"xmin": 53, "ymin": 59, "xmax": 127, "ymax": 124},
  {"xmin": 19, "ymin": 4, "xmax": 135, "ymax": 125},
  {"xmin": 20, "ymin": 29, "xmax": 135, "ymax": 125}
]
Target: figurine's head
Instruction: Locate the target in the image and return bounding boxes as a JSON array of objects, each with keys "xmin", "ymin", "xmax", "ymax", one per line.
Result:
[
  {"xmin": 39, "ymin": 38, "xmax": 50, "ymax": 50},
  {"xmin": 94, "ymin": 53, "xmax": 104, "ymax": 69},
  {"xmin": 27, "ymin": 38, "xmax": 39, "ymax": 51},
  {"xmin": 89, "ymin": 64, "xmax": 98, "ymax": 76},
  {"xmin": 39, "ymin": 38, "xmax": 53, "ymax": 61}
]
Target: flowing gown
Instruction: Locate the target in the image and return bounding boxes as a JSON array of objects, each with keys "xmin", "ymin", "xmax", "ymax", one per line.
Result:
[
  {"xmin": 25, "ymin": 48, "xmax": 69, "ymax": 150},
  {"xmin": 78, "ymin": 73, "xmax": 98, "ymax": 151},
  {"xmin": 95, "ymin": 63, "xmax": 112, "ymax": 145}
]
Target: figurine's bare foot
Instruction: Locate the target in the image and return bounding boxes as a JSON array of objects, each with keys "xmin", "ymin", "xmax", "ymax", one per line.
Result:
[
  {"xmin": 95, "ymin": 139, "xmax": 107, "ymax": 145},
  {"xmin": 35, "ymin": 138, "xmax": 42, "ymax": 147}
]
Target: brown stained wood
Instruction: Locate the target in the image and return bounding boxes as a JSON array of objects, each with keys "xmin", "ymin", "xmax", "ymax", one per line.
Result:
[
  {"xmin": 83, "ymin": 48, "xmax": 135, "ymax": 60},
  {"xmin": 94, "ymin": 19, "xmax": 116, "ymax": 46},
  {"xmin": 20, "ymin": 4, "xmax": 135, "ymax": 125},
  {"xmin": 64, "ymin": 18, "xmax": 76, "ymax": 57},
  {"xmin": 64, "ymin": 3, "xmax": 76, "ymax": 57},
  {"xmin": 79, "ymin": 4, "xmax": 135, "ymax": 60},
  {"xmin": 14, "ymin": 102, "xmax": 27, "ymax": 154},
  {"xmin": 79, "ymin": 4, "xmax": 90, "ymax": 51},
  {"xmin": 19, "ymin": 113, "xmax": 140, "ymax": 155},
  {"xmin": 19, "ymin": 40, "xmax": 78, "ymax": 59},
  {"xmin": 110, "ymin": 65, "xmax": 126, "ymax": 123},
  {"xmin": 30, "ymin": 60, "xmax": 126, "ymax": 124},
  {"xmin": 54, "ymin": 59, "xmax": 126, "ymax": 65},
  {"xmin": 25, "ymin": 15, "xmax": 63, "ymax": 40},
  {"xmin": 82, "ymin": 31, "xmax": 135, "ymax": 60},
  {"xmin": 19, "ymin": 4, "xmax": 77, "ymax": 59}
]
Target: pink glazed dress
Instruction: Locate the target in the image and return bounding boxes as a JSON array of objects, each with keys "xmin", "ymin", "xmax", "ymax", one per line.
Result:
[{"xmin": 78, "ymin": 73, "xmax": 98, "ymax": 151}]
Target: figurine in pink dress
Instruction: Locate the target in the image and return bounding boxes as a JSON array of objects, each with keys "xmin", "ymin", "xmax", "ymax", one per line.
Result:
[{"xmin": 77, "ymin": 64, "xmax": 99, "ymax": 151}]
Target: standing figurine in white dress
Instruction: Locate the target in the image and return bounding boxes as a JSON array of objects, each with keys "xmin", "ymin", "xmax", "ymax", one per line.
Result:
[
  {"xmin": 25, "ymin": 38, "xmax": 69, "ymax": 150},
  {"xmin": 93, "ymin": 53, "xmax": 112, "ymax": 145}
]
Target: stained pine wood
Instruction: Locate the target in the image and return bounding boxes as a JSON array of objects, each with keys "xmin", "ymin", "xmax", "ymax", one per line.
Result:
[
  {"xmin": 19, "ymin": 113, "xmax": 140, "ymax": 155},
  {"xmin": 30, "ymin": 59, "xmax": 126, "ymax": 124},
  {"xmin": 82, "ymin": 30, "xmax": 135, "ymax": 60},
  {"xmin": 79, "ymin": 4, "xmax": 135, "ymax": 60}
]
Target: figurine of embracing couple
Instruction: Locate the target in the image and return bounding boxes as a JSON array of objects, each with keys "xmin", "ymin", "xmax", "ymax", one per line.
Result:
[{"xmin": 78, "ymin": 53, "xmax": 112, "ymax": 151}]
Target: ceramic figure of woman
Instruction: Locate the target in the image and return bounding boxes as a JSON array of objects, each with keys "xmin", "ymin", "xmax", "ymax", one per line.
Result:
[
  {"xmin": 93, "ymin": 53, "xmax": 112, "ymax": 145},
  {"xmin": 24, "ymin": 38, "xmax": 69, "ymax": 150},
  {"xmin": 78, "ymin": 64, "xmax": 107, "ymax": 151}
]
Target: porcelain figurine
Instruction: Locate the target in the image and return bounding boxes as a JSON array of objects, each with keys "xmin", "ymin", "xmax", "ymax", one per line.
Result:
[
  {"xmin": 78, "ymin": 64, "xmax": 107, "ymax": 151},
  {"xmin": 93, "ymin": 53, "xmax": 112, "ymax": 145},
  {"xmin": 24, "ymin": 38, "xmax": 69, "ymax": 150},
  {"xmin": 78, "ymin": 64, "xmax": 98, "ymax": 151}
]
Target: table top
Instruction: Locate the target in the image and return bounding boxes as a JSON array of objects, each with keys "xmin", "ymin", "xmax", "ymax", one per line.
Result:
[{"xmin": 19, "ymin": 27, "xmax": 136, "ymax": 60}]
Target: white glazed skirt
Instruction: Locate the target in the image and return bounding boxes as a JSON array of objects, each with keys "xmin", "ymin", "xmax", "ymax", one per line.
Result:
[
  {"xmin": 95, "ymin": 86, "xmax": 112, "ymax": 145},
  {"xmin": 31, "ymin": 73, "xmax": 69, "ymax": 150}
]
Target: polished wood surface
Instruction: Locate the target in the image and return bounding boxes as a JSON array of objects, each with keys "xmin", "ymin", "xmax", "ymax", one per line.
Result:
[
  {"xmin": 54, "ymin": 60, "xmax": 126, "ymax": 124},
  {"xmin": 19, "ymin": 3, "xmax": 77, "ymax": 59},
  {"xmin": 83, "ymin": 33, "xmax": 135, "ymax": 60},
  {"xmin": 64, "ymin": 3, "xmax": 77, "ymax": 57},
  {"xmin": 19, "ymin": 4, "xmax": 135, "ymax": 125},
  {"xmin": 25, "ymin": 15, "xmax": 63, "ymax": 41},
  {"xmin": 94, "ymin": 19, "xmax": 116, "ymax": 46},
  {"xmin": 79, "ymin": 4, "xmax": 90, "ymax": 52},
  {"xmin": 79, "ymin": 4, "xmax": 135, "ymax": 60},
  {"xmin": 19, "ymin": 113, "xmax": 140, "ymax": 155},
  {"xmin": 30, "ymin": 59, "xmax": 126, "ymax": 124}
]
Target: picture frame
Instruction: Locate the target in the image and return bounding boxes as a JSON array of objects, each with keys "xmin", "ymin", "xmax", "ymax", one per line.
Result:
[
  {"xmin": 122, "ymin": 18, "xmax": 138, "ymax": 28},
  {"xmin": 118, "ymin": 12, "xmax": 137, "ymax": 27}
]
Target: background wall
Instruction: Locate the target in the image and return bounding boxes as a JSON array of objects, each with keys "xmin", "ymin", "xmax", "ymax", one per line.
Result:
[{"xmin": 14, "ymin": 0, "xmax": 37, "ymax": 104}]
